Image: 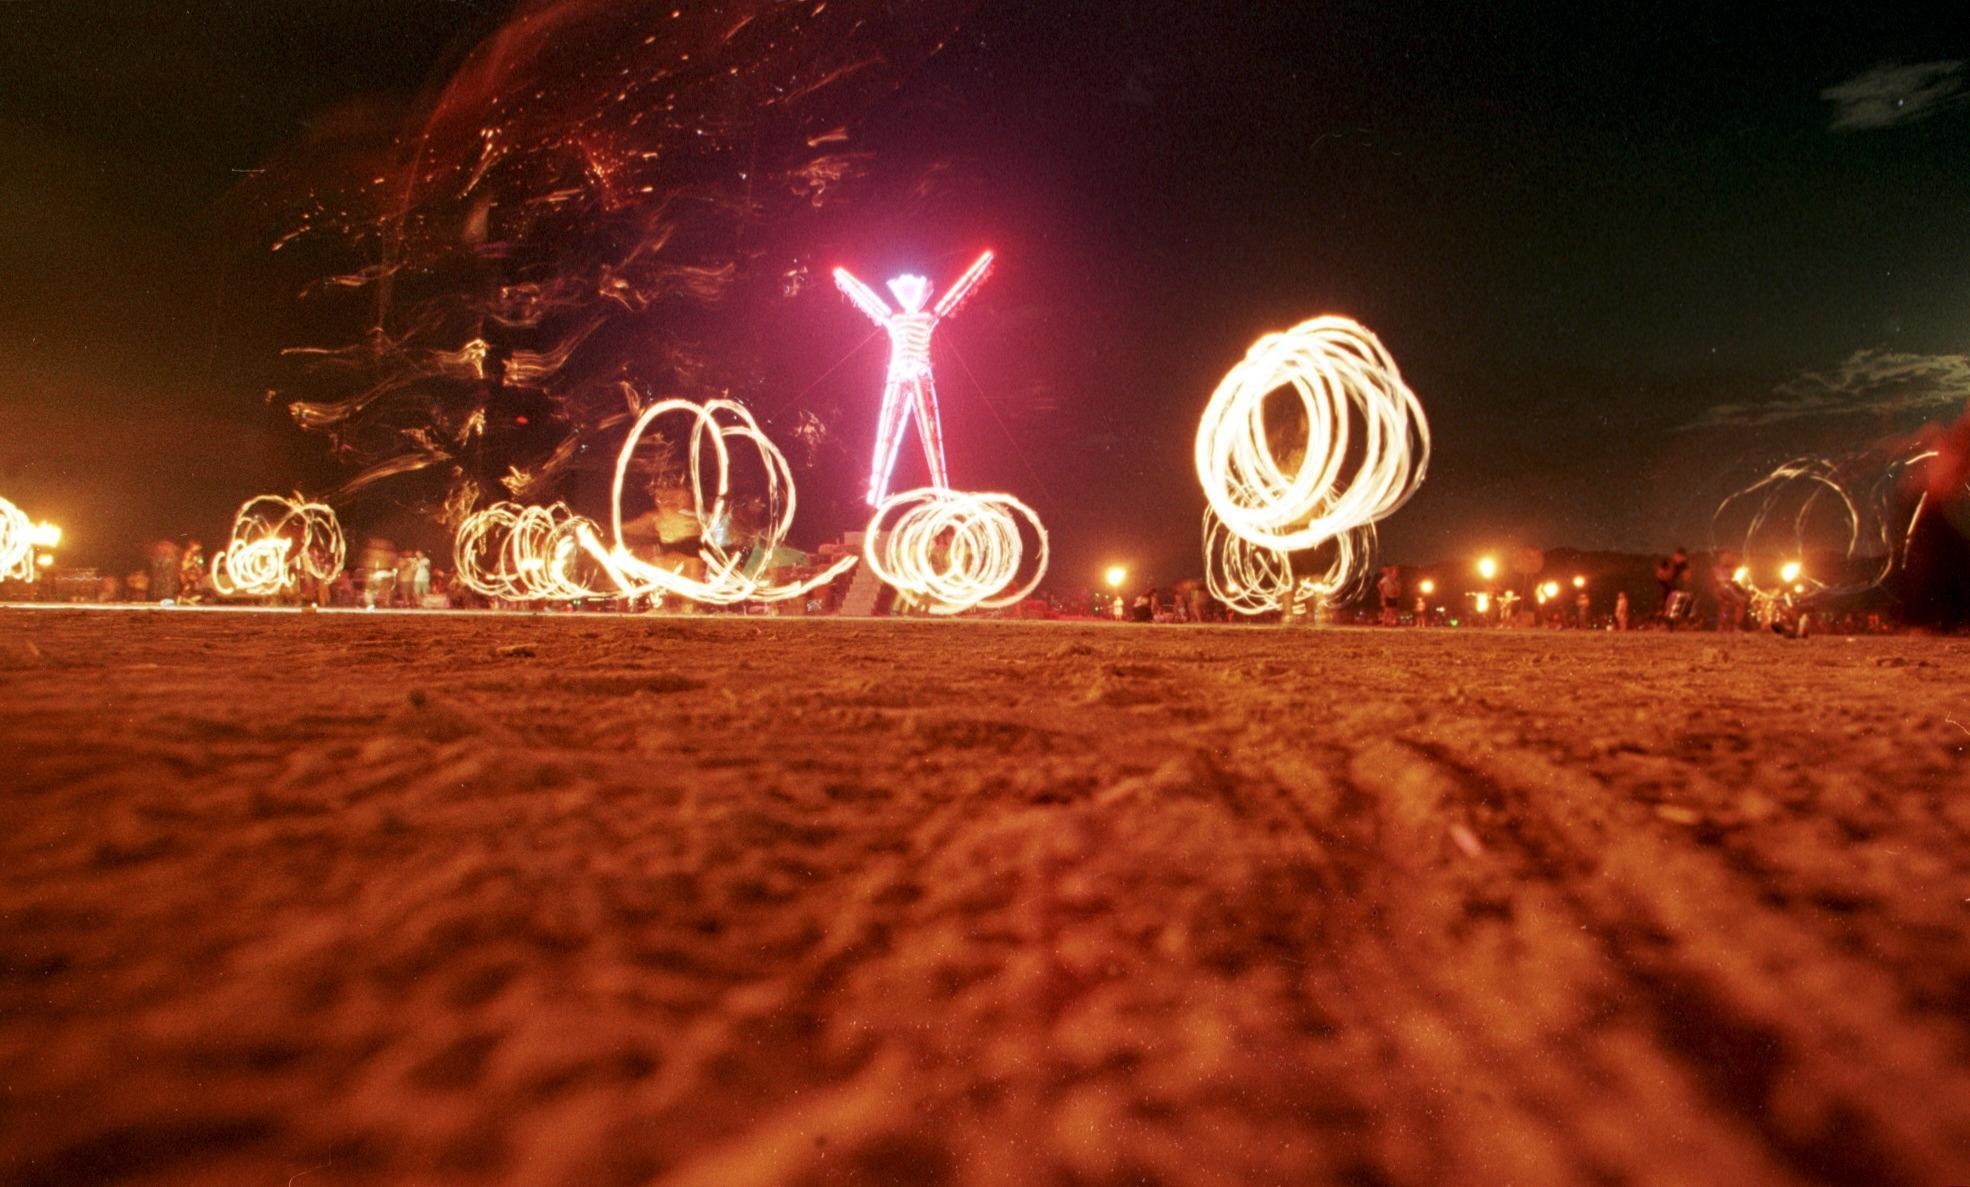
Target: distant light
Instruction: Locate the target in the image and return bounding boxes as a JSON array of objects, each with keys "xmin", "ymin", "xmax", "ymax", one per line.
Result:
[
  {"xmin": 1780, "ymin": 560, "xmax": 1803, "ymax": 584},
  {"xmin": 1477, "ymin": 556, "xmax": 1497, "ymax": 581},
  {"xmin": 1732, "ymin": 565, "xmax": 1749, "ymax": 584},
  {"xmin": 1104, "ymin": 564, "xmax": 1128, "ymax": 589},
  {"xmin": 1571, "ymin": 575, "xmax": 1586, "ymax": 589},
  {"xmin": 1418, "ymin": 578, "xmax": 1436, "ymax": 596}
]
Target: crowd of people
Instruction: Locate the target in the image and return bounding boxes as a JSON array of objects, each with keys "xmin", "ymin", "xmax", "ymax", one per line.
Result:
[
  {"xmin": 0, "ymin": 532, "xmax": 1939, "ymax": 635},
  {"xmin": 63, "ymin": 539, "xmax": 449, "ymax": 610},
  {"xmin": 1095, "ymin": 548, "xmax": 1910, "ymax": 636}
]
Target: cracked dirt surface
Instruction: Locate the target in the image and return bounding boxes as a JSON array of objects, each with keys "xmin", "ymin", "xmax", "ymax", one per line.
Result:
[{"xmin": 1, "ymin": 608, "xmax": 1968, "ymax": 1186}]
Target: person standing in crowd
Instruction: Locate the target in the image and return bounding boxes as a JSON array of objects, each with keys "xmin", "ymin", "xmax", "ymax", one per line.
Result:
[
  {"xmin": 148, "ymin": 539, "xmax": 182, "ymax": 604},
  {"xmin": 1655, "ymin": 547, "xmax": 1690, "ymax": 626},
  {"xmin": 1712, "ymin": 550, "xmax": 1746, "ymax": 631},
  {"xmin": 1574, "ymin": 585, "xmax": 1591, "ymax": 629},
  {"xmin": 1614, "ymin": 589, "xmax": 1631, "ymax": 631},
  {"xmin": 1377, "ymin": 565, "xmax": 1402, "ymax": 626},
  {"xmin": 359, "ymin": 538, "xmax": 398, "ymax": 609},
  {"xmin": 395, "ymin": 550, "xmax": 419, "ymax": 608},
  {"xmin": 178, "ymin": 540, "xmax": 205, "ymax": 604},
  {"xmin": 412, "ymin": 551, "xmax": 433, "ymax": 607}
]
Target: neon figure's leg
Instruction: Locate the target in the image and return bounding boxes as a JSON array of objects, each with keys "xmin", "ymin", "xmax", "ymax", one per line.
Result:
[
  {"xmin": 867, "ymin": 375, "xmax": 915, "ymax": 506},
  {"xmin": 911, "ymin": 369, "xmax": 949, "ymax": 489}
]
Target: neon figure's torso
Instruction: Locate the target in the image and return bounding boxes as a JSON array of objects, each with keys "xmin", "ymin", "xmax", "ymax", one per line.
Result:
[{"xmin": 883, "ymin": 312, "xmax": 939, "ymax": 380}]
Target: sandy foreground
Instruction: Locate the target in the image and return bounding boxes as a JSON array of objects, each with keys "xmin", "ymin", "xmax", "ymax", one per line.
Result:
[{"xmin": 0, "ymin": 609, "xmax": 1967, "ymax": 1187}]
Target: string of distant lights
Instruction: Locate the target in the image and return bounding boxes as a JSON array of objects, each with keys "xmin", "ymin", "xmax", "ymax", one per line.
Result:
[
  {"xmin": 454, "ymin": 501, "xmax": 602, "ymax": 601},
  {"xmin": 578, "ymin": 397, "xmax": 856, "ymax": 605},
  {"xmin": 1195, "ymin": 316, "xmax": 1430, "ymax": 613},
  {"xmin": 210, "ymin": 495, "xmax": 345, "ymax": 597},
  {"xmin": 0, "ymin": 496, "xmax": 61, "ymax": 582},
  {"xmin": 862, "ymin": 486, "xmax": 1049, "ymax": 615}
]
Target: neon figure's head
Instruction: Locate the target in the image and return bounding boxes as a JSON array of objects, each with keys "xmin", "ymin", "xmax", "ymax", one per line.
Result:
[{"xmin": 886, "ymin": 274, "xmax": 932, "ymax": 314}]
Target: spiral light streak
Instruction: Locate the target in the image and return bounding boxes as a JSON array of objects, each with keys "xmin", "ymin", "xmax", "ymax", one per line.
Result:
[
  {"xmin": 1202, "ymin": 509, "xmax": 1375, "ymax": 616},
  {"xmin": 211, "ymin": 495, "xmax": 346, "ymax": 597},
  {"xmin": 454, "ymin": 501, "xmax": 603, "ymax": 601},
  {"xmin": 1196, "ymin": 316, "xmax": 1430, "ymax": 554},
  {"xmin": 1712, "ymin": 453, "xmax": 1940, "ymax": 598},
  {"xmin": 1195, "ymin": 317, "xmax": 1428, "ymax": 612},
  {"xmin": 862, "ymin": 487, "xmax": 1049, "ymax": 615},
  {"xmin": 579, "ymin": 397, "xmax": 856, "ymax": 605},
  {"xmin": 1291, "ymin": 524, "xmax": 1378, "ymax": 608},
  {"xmin": 1201, "ymin": 508, "xmax": 1293, "ymax": 616},
  {"xmin": 0, "ymin": 496, "xmax": 37, "ymax": 581}
]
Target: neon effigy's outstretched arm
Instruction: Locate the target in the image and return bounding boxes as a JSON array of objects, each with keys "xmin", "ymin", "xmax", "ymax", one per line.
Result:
[
  {"xmin": 932, "ymin": 250, "xmax": 994, "ymax": 319},
  {"xmin": 833, "ymin": 267, "xmax": 894, "ymax": 327}
]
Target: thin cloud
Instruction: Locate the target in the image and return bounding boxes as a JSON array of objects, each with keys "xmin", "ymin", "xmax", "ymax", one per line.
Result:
[
  {"xmin": 1691, "ymin": 349, "xmax": 1970, "ymax": 429},
  {"xmin": 1822, "ymin": 60, "xmax": 1967, "ymax": 131}
]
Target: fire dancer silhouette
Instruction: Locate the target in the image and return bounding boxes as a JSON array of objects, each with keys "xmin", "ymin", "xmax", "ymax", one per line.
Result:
[{"xmin": 833, "ymin": 250, "xmax": 995, "ymax": 506}]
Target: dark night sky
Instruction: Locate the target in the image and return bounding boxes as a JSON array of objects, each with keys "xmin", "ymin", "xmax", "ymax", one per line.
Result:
[{"xmin": 1, "ymin": 1, "xmax": 1966, "ymax": 588}]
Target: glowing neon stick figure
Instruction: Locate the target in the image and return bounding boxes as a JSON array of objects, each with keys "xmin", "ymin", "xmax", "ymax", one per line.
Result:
[{"xmin": 833, "ymin": 250, "xmax": 995, "ymax": 506}]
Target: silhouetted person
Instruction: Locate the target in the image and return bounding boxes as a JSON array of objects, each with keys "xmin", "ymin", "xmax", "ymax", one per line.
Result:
[
  {"xmin": 1712, "ymin": 551, "xmax": 1746, "ymax": 632},
  {"xmin": 1377, "ymin": 565, "xmax": 1402, "ymax": 626},
  {"xmin": 148, "ymin": 540, "xmax": 181, "ymax": 604},
  {"xmin": 1894, "ymin": 408, "xmax": 1970, "ymax": 631},
  {"xmin": 1655, "ymin": 547, "xmax": 1690, "ymax": 627}
]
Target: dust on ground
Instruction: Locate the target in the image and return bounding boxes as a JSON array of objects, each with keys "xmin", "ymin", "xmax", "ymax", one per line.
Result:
[{"xmin": 1, "ymin": 608, "xmax": 1968, "ymax": 1187}]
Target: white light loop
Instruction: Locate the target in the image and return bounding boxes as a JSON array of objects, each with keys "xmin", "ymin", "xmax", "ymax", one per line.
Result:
[
  {"xmin": 1202, "ymin": 509, "xmax": 1375, "ymax": 616},
  {"xmin": 1195, "ymin": 316, "xmax": 1430, "ymax": 554},
  {"xmin": 580, "ymin": 397, "xmax": 856, "ymax": 605},
  {"xmin": 0, "ymin": 497, "xmax": 33, "ymax": 582},
  {"xmin": 863, "ymin": 487, "xmax": 1049, "ymax": 615},
  {"xmin": 1201, "ymin": 508, "xmax": 1294, "ymax": 616},
  {"xmin": 211, "ymin": 495, "xmax": 345, "ymax": 597},
  {"xmin": 454, "ymin": 501, "xmax": 602, "ymax": 601}
]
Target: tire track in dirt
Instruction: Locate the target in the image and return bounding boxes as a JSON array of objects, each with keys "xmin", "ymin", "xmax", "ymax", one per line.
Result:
[
  {"xmin": 5, "ymin": 612, "xmax": 1970, "ymax": 1186},
  {"xmin": 1384, "ymin": 726, "xmax": 1970, "ymax": 1184}
]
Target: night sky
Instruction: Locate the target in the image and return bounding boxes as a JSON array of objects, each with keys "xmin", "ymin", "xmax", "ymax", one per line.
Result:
[{"xmin": 2, "ymin": 1, "xmax": 1965, "ymax": 589}]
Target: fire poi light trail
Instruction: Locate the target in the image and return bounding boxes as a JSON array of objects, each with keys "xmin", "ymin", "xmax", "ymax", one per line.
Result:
[
  {"xmin": 834, "ymin": 250, "xmax": 994, "ymax": 506},
  {"xmin": 454, "ymin": 501, "xmax": 603, "ymax": 602},
  {"xmin": 0, "ymin": 497, "xmax": 61, "ymax": 583},
  {"xmin": 1200, "ymin": 508, "xmax": 1294, "ymax": 617},
  {"xmin": 210, "ymin": 495, "xmax": 346, "ymax": 598},
  {"xmin": 577, "ymin": 397, "xmax": 856, "ymax": 606},
  {"xmin": 862, "ymin": 486, "xmax": 1048, "ymax": 615},
  {"xmin": 1194, "ymin": 316, "xmax": 1431, "ymax": 613},
  {"xmin": 1201, "ymin": 508, "xmax": 1376, "ymax": 617},
  {"xmin": 1711, "ymin": 452, "xmax": 1939, "ymax": 599}
]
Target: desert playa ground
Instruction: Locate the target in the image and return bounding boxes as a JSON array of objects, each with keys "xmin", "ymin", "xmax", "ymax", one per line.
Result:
[{"xmin": 1, "ymin": 608, "xmax": 1967, "ymax": 1186}]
